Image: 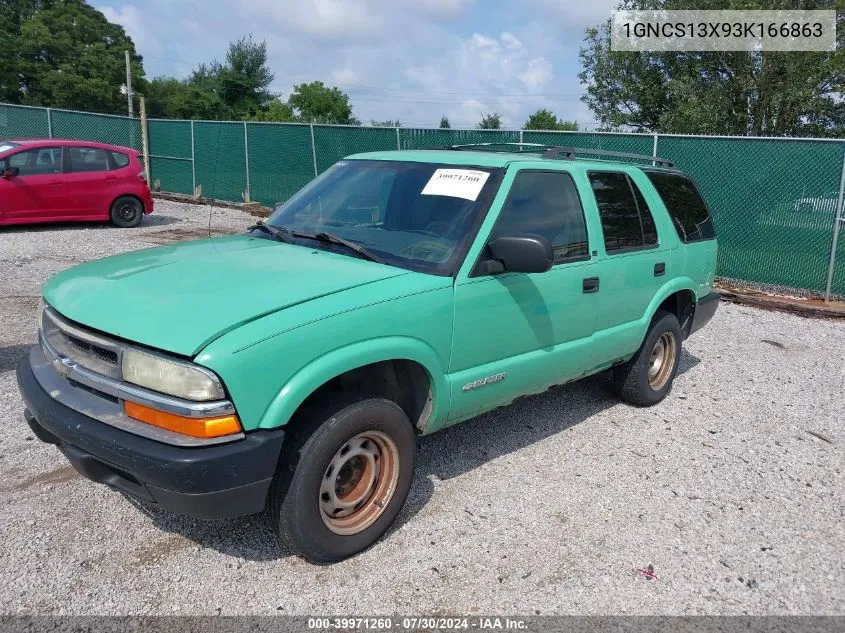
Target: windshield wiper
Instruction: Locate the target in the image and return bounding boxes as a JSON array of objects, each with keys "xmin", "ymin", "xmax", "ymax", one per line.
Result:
[
  {"xmin": 292, "ymin": 231, "xmax": 385, "ymax": 264},
  {"xmin": 247, "ymin": 221, "xmax": 293, "ymax": 243}
]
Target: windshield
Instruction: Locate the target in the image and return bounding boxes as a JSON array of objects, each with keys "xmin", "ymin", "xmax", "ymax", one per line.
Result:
[
  {"xmin": 0, "ymin": 141, "xmax": 20, "ymax": 156},
  {"xmin": 266, "ymin": 160, "xmax": 502, "ymax": 276}
]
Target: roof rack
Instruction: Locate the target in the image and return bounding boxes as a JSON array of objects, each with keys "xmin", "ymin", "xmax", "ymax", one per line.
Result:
[
  {"xmin": 421, "ymin": 142, "xmax": 548, "ymax": 153},
  {"xmin": 419, "ymin": 143, "xmax": 676, "ymax": 168},
  {"xmin": 541, "ymin": 146, "xmax": 675, "ymax": 168}
]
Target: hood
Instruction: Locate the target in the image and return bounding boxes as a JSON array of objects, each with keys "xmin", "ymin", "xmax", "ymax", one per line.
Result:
[{"xmin": 43, "ymin": 235, "xmax": 408, "ymax": 356}]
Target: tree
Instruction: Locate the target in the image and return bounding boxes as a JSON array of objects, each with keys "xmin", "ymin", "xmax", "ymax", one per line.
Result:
[
  {"xmin": 523, "ymin": 109, "xmax": 578, "ymax": 131},
  {"xmin": 579, "ymin": 0, "xmax": 845, "ymax": 136},
  {"xmin": 0, "ymin": 0, "xmax": 40, "ymax": 103},
  {"xmin": 247, "ymin": 98, "xmax": 295, "ymax": 122},
  {"xmin": 217, "ymin": 35, "xmax": 275, "ymax": 119},
  {"xmin": 288, "ymin": 81, "xmax": 358, "ymax": 124},
  {"xmin": 439, "ymin": 115, "xmax": 450, "ymax": 129},
  {"xmin": 7, "ymin": 0, "xmax": 145, "ymax": 113},
  {"xmin": 145, "ymin": 36, "xmax": 275, "ymax": 121},
  {"xmin": 144, "ymin": 77, "xmax": 190, "ymax": 119},
  {"xmin": 478, "ymin": 112, "xmax": 502, "ymax": 129}
]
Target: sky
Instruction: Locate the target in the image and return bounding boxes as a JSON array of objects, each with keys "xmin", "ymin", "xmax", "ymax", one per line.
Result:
[{"xmin": 96, "ymin": 0, "xmax": 619, "ymax": 129}]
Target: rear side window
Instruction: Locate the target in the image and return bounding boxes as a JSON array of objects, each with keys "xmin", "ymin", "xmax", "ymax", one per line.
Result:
[
  {"xmin": 68, "ymin": 147, "xmax": 109, "ymax": 173},
  {"xmin": 588, "ymin": 171, "xmax": 659, "ymax": 253},
  {"xmin": 110, "ymin": 151, "xmax": 130, "ymax": 169},
  {"xmin": 490, "ymin": 171, "xmax": 589, "ymax": 263},
  {"xmin": 645, "ymin": 171, "xmax": 715, "ymax": 242}
]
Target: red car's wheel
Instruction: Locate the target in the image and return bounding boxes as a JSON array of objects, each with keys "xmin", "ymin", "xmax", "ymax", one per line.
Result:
[{"xmin": 109, "ymin": 196, "xmax": 143, "ymax": 228}]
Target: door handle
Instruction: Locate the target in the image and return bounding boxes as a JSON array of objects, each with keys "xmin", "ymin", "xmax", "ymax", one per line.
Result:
[
  {"xmin": 582, "ymin": 277, "xmax": 600, "ymax": 293},
  {"xmin": 105, "ymin": 176, "xmax": 118, "ymax": 182},
  {"xmin": 654, "ymin": 262, "xmax": 666, "ymax": 277}
]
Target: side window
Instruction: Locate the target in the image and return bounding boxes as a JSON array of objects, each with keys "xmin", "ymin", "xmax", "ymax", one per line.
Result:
[
  {"xmin": 68, "ymin": 147, "xmax": 110, "ymax": 173},
  {"xmin": 588, "ymin": 171, "xmax": 658, "ymax": 253},
  {"xmin": 644, "ymin": 171, "xmax": 716, "ymax": 242},
  {"xmin": 6, "ymin": 148, "xmax": 62, "ymax": 176},
  {"xmin": 489, "ymin": 171, "xmax": 588, "ymax": 264},
  {"xmin": 109, "ymin": 151, "xmax": 130, "ymax": 169}
]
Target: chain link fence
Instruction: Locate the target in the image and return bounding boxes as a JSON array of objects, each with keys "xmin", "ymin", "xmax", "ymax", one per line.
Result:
[{"xmin": 1, "ymin": 102, "xmax": 843, "ymax": 298}]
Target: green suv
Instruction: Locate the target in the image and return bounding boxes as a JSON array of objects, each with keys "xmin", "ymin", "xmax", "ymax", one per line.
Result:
[{"xmin": 17, "ymin": 145, "xmax": 719, "ymax": 562}]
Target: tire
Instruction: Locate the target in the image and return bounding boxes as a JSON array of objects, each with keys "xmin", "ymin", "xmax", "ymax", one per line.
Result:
[
  {"xmin": 612, "ymin": 310, "xmax": 682, "ymax": 407},
  {"xmin": 267, "ymin": 394, "xmax": 417, "ymax": 563},
  {"xmin": 109, "ymin": 196, "xmax": 143, "ymax": 228}
]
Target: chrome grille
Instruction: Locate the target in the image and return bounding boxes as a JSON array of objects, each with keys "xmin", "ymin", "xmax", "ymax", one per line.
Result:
[{"xmin": 41, "ymin": 307, "xmax": 123, "ymax": 380}]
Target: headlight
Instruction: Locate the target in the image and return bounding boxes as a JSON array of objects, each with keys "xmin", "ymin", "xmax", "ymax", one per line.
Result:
[{"xmin": 121, "ymin": 348, "xmax": 225, "ymax": 401}]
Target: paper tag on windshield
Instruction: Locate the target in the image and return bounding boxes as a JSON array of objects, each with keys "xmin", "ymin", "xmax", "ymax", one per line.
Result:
[{"xmin": 421, "ymin": 169, "xmax": 490, "ymax": 201}]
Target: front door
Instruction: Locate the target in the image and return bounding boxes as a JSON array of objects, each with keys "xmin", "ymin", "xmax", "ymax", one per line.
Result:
[
  {"xmin": 447, "ymin": 167, "xmax": 600, "ymax": 424},
  {"xmin": 0, "ymin": 146, "xmax": 67, "ymax": 222}
]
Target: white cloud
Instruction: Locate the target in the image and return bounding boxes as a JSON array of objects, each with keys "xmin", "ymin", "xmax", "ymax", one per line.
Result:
[
  {"xmin": 98, "ymin": 4, "xmax": 162, "ymax": 57},
  {"xmin": 500, "ymin": 32, "xmax": 522, "ymax": 50},
  {"xmin": 95, "ymin": 0, "xmax": 594, "ymax": 127},
  {"xmin": 470, "ymin": 33, "xmax": 500, "ymax": 50},
  {"xmin": 518, "ymin": 57, "xmax": 553, "ymax": 89},
  {"xmin": 240, "ymin": 0, "xmax": 385, "ymax": 42},
  {"xmin": 527, "ymin": 0, "xmax": 618, "ymax": 33},
  {"xmin": 407, "ymin": 0, "xmax": 475, "ymax": 18},
  {"xmin": 330, "ymin": 68, "xmax": 358, "ymax": 85}
]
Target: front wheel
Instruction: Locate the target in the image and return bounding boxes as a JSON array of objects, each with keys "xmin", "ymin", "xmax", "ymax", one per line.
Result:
[
  {"xmin": 612, "ymin": 310, "xmax": 682, "ymax": 406},
  {"xmin": 267, "ymin": 395, "xmax": 416, "ymax": 563},
  {"xmin": 109, "ymin": 196, "xmax": 143, "ymax": 228}
]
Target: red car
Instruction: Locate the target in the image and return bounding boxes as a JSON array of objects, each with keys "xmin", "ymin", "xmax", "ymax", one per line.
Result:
[{"xmin": 0, "ymin": 139, "xmax": 154, "ymax": 227}]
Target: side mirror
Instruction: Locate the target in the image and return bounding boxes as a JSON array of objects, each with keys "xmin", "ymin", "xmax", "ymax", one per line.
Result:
[
  {"xmin": 482, "ymin": 234, "xmax": 553, "ymax": 275},
  {"xmin": 1, "ymin": 166, "xmax": 19, "ymax": 179}
]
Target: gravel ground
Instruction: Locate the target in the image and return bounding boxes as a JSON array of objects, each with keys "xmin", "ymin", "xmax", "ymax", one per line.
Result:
[{"xmin": 0, "ymin": 200, "xmax": 843, "ymax": 616}]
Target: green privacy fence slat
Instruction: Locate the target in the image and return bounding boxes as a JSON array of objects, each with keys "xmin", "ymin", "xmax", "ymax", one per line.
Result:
[
  {"xmin": 1, "ymin": 102, "xmax": 843, "ymax": 295},
  {"xmin": 150, "ymin": 158, "xmax": 193, "ymax": 196},
  {"xmin": 193, "ymin": 121, "xmax": 246, "ymax": 203},
  {"xmin": 313, "ymin": 125, "xmax": 397, "ymax": 172},
  {"xmin": 656, "ymin": 136, "xmax": 845, "ymax": 295},
  {"xmin": 148, "ymin": 120, "xmax": 192, "ymax": 158},
  {"xmin": 0, "ymin": 104, "xmax": 50, "ymax": 138},
  {"xmin": 50, "ymin": 109, "xmax": 141, "ymax": 149},
  {"xmin": 522, "ymin": 131, "xmax": 653, "ymax": 155},
  {"xmin": 247, "ymin": 123, "xmax": 314, "ymax": 206},
  {"xmin": 400, "ymin": 128, "xmax": 518, "ymax": 149},
  {"xmin": 148, "ymin": 120, "xmax": 193, "ymax": 195}
]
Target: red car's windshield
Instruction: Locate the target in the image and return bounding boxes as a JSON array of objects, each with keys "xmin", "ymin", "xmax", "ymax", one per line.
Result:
[{"xmin": 0, "ymin": 141, "xmax": 20, "ymax": 156}]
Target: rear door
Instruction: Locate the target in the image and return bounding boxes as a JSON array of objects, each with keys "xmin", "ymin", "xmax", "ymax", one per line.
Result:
[
  {"xmin": 64, "ymin": 146, "xmax": 116, "ymax": 219},
  {"xmin": 586, "ymin": 169, "xmax": 670, "ymax": 364},
  {"xmin": 0, "ymin": 146, "xmax": 67, "ymax": 222}
]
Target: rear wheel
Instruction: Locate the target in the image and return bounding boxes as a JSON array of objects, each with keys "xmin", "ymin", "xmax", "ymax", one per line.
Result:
[
  {"xmin": 109, "ymin": 196, "xmax": 143, "ymax": 228},
  {"xmin": 612, "ymin": 310, "xmax": 682, "ymax": 406},
  {"xmin": 267, "ymin": 394, "xmax": 416, "ymax": 563}
]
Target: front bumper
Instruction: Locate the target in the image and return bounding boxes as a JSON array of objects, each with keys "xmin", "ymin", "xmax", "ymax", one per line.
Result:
[
  {"xmin": 17, "ymin": 348, "xmax": 284, "ymax": 519},
  {"xmin": 689, "ymin": 291, "xmax": 719, "ymax": 336}
]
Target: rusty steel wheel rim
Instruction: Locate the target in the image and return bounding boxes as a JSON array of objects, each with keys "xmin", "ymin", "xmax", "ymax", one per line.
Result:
[
  {"xmin": 648, "ymin": 331, "xmax": 677, "ymax": 390},
  {"xmin": 319, "ymin": 431, "xmax": 400, "ymax": 535}
]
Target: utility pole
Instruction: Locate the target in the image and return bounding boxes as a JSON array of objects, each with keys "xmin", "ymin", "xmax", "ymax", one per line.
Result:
[
  {"xmin": 125, "ymin": 50, "xmax": 133, "ymax": 117},
  {"xmin": 139, "ymin": 96, "xmax": 150, "ymax": 185}
]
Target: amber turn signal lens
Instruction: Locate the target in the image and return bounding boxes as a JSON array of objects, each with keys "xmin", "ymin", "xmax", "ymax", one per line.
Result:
[{"xmin": 124, "ymin": 401, "xmax": 242, "ymax": 438}]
